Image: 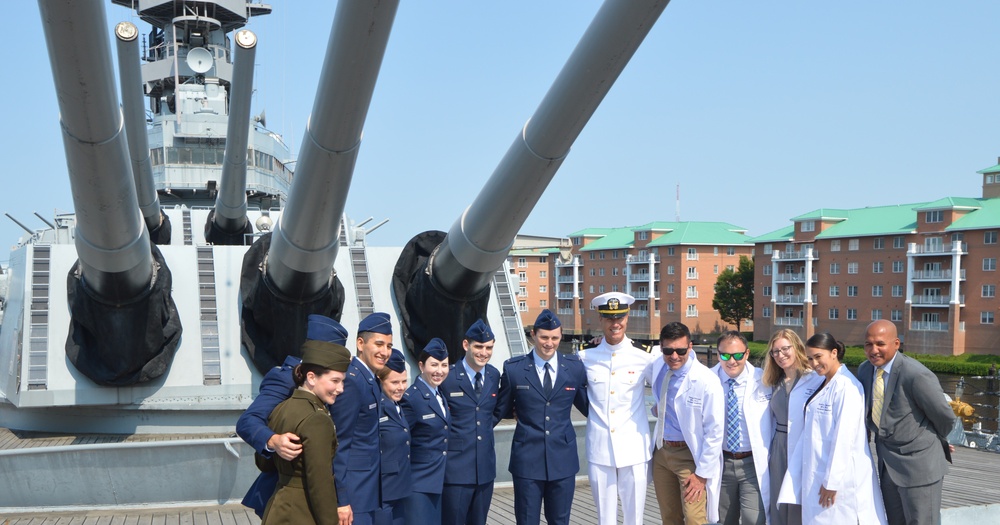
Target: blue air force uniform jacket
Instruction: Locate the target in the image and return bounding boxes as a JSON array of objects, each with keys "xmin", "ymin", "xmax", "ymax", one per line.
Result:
[
  {"xmin": 236, "ymin": 355, "xmax": 302, "ymax": 516},
  {"xmin": 440, "ymin": 362, "xmax": 501, "ymax": 485},
  {"xmin": 400, "ymin": 379, "xmax": 451, "ymax": 494},
  {"xmin": 330, "ymin": 357, "xmax": 382, "ymax": 513},
  {"xmin": 494, "ymin": 352, "xmax": 589, "ymax": 481},
  {"xmin": 379, "ymin": 393, "xmax": 412, "ymax": 503}
]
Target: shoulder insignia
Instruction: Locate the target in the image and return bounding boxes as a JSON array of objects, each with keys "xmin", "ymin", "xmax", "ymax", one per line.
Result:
[{"xmin": 638, "ymin": 342, "xmax": 652, "ymax": 353}]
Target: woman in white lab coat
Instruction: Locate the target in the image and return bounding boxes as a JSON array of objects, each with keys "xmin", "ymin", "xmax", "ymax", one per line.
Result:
[{"xmin": 777, "ymin": 333, "xmax": 885, "ymax": 525}]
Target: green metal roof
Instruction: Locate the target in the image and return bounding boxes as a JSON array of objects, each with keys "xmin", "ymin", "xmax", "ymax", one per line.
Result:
[
  {"xmin": 578, "ymin": 227, "xmax": 637, "ymax": 251},
  {"xmin": 947, "ymin": 198, "xmax": 1000, "ymax": 231},
  {"xmin": 791, "ymin": 208, "xmax": 849, "ymax": 221},
  {"xmin": 914, "ymin": 197, "xmax": 983, "ymax": 211},
  {"xmin": 977, "ymin": 164, "xmax": 1000, "ymax": 174},
  {"xmin": 812, "ymin": 203, "xmax": 922, "ymax": 238},
  {"xmin": 566, "ymin": 227, "xmax": 618, "ymax": 238},
  {"xmin": 645, "ymin": 222, "xmax": 753, "ymax": 246},
  {"xmin": 751, "ymin": 225, "xmax": 795, "ymax": 243}
]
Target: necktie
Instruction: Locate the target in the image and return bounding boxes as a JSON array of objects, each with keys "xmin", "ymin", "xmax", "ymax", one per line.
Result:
[
  {"xmin": 653, "ymin": 369, "xmax": 673, "ymax": 448},
  {"xmin": 543, "ymin": 363, "xmax": 553, "ymax": 396},
  {"xmin": 474, "ymin": 372, "xmax": 483, "ymax": 398},
  {"xmin": 726, "ymin": 378, "xmax": 741, "ymax": 452},
  {"xmin": 872, "ymin": 368, "xmax": 885, "ymax": 428},
  {"xmin": 435, "ymin": 390, "xmax": 447, "ymax": 416}
]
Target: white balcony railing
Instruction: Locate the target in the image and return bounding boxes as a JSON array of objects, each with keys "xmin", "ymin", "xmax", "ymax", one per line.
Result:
[
  {"xmin": 686, "ymin": 291, "xmax": 699, "ymax": 299},
  {"xmin": 774, "ymin": 317, "xmax": 804, "ymax": 327},
  {"xmin": 909, "ymin": 321, "xmax": 949, "ymax": 332},
  {"xmin": 773, "ymin": 272, "xmax": 818, "ymax": 283},
  {"xmin": 627, "ymin": 253, "xmax": 659, "ymax": 264},
  {"xmin": 556, "ymin": 275, "xmax": 578, "ymax": 283},
  {"xmin": 911, "ymin": 269, "xmax": 966, "ymax": 281},
  {"xmin": 911, "ymin": 295, "xmax": 964, "ymax": 305},
  {"xmin": 633, "ymin": 291, "xmax": 655, "ymax": 300},
  {"xmin": 685, "ymin": 309, "xmax": 699, "ymax": 318},
  {"xmin": 628, "ymin": 272, "xmax": 659, "ymax": 282},
  {"xmin": 631, "ymin": 310, "xmax": 649, "ymax": 318},
  {"xmin": 909, "ymin": 242, "xmax": 968, "ymax": 255},
  {"xmin": 774, "ymin": 294, "xmax": 817, "ymax": 304},
  {"xmin": 557, "ymin": 292, "xmax": 575, "ymax": 299},
  {"xmin": 687, "ymin": 271, "xmax": 699, "ymax": 280},
  {"xmin": 774, "ymin": 250, "xmax": 818, "ymax": 260},
  {"xmin": 557, "ymin": 308, "xmax": 574, "ymax": 316},
  {"xmin": 686, "ymin": 253, "xmax": 699, "ymax": 261}
]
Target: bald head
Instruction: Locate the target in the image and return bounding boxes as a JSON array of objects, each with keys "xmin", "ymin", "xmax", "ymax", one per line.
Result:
[{"xmin": 864, "ymin": 320, "xmax": 900, "ymax": 367}]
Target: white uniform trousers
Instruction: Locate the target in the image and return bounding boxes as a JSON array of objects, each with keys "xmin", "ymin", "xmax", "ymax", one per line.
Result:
[{"xmin": 588, "ymin": 462, "xmax": 648, "ymax": 525}]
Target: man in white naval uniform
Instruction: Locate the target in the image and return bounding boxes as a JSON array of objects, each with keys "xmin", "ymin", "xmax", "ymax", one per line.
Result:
[
  {"xmin": 710, "ymin": 331, "xmax": 772, "ymax": 525},
  {"xmin": 580, "ymin": 292, "xmax": 656, "ymax": 525}
]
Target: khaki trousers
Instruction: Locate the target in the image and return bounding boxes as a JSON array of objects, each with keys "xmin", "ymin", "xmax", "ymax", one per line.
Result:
[{"xmin": 652, "ymin": 444, "xmax": 707, "ymax": 525}]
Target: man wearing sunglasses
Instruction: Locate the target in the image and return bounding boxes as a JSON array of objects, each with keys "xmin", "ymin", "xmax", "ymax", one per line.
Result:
[
  {"xmin": 710, "ymin": 331, "xmax": 772, "ymax": 525},
  {"xmin": 643, "ymin": 322, "xmax": 724, "ymax": 525},
  {"xmin": 580, "ymin": 292, "xmax": 657, "ymax": 525}
]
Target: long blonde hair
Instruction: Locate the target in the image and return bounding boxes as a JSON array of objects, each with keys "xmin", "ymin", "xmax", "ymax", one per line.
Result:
[{"xmin": 762, "ymin": 329, "xmax": 811, "ymax": 387}]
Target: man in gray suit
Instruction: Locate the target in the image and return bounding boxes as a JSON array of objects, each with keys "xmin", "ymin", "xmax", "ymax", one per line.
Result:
[{"xmin": 859, "ymin": 320, "xmax": 956, "ymax": 525}]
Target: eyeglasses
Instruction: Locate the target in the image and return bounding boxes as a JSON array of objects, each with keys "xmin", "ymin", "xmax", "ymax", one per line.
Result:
[
  {"xmin": 719, "ymin": 352, "xmax": 746, "ymax": 361},
  {"xmin": 770, "ymin": 345, "xmax": 794, "ymax": 356},
  {"xmin": 661, "ymin": 347, "xmax": 689, "ymax": 356}
]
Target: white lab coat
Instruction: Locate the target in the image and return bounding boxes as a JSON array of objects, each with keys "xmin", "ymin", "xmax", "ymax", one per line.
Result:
[
  {"xmin": 644, "ymin": 352, "xmax": 725, "ymax": 524},
  {"xmin": 581, "ymin": 338, "xmax": 656, "ymax": 468},
  {"xmin": 777, "ymin": 366, "xmax": 886, "ymax": 525},
  {"xmin": 710, "ymin": 362, "xmax": 774, "ymax": 524}
]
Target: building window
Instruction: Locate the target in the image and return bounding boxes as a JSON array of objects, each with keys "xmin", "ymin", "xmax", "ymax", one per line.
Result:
[
  {"xmin": 986, "ymin": 231, "xmax": 998, "ymax": 245},
  {"xmin": 639, "ymin": 231, "xmax": 648, "ymax": 240},
  {"xmin": 891, "ymin": 309, "xmax": 903, "ymax": 321},
  {"xmin": 951, "ymin": 232, "xmax": 964, "ymax": 243},
  {"xmin": 829, "ymin": 308, "xmax": 839, "ymax": 319},
  {"xmin": 983, "ymin": 312, "xmax": 995, "ymax": 324},
  {"xmin": 687, "ymin": 267, "xmax": 698, "ymax": 279},
  {"xmin": 763, "ymin": 286, "xmax": 772, "ymax": 297},
  {"xmin": 830, "ymin": 240, "xmax": 841, "ymax": 252},
  {"xmin": 573, "ymin": 237, "xmax": 581, "ymax": 246},
  {"xmin": 784, "ymin": 263, "xmax": 796, "ymax": 273},
  {"xmin": 667, "ymin": 302, "xmax": 675, "ymax": 313},
  {"xmin": 849, "ymin": 239, "xmax": 860, "ymax": 251},
  {"xmin": 892, "ymin": 261, "xmax": 904, "ymax": 273},
  {"xmin": 667, "ymin": 265, "xmax": 675, "ymax": 275},
  {"xmin": 519, "ymin": 272, "xmax": 527, "ymax": 282},
  {"xmin": 784, "ymin": 308, "xmax": 795, "ymax": 318},
  {"xmin": 589, "ymin": 285, "xmax": 594, "ymax": 293},
  {"xmin": 519, "ymin": 301, "xmax": 527, "ymax": 312},
  {"xmin": 848, "ymin": 286, "xmax": 858, "ymax": 297},
  {"xmin": 539, "ymin": 285, "xmax": 547, "ymax": 293},
  {"xmin": 686, "ymin": 305, "xmax": 698, "ymax": 317},
  {"xmin": 763, "ymin": 265, "xmax": 772, "ymax": 275},
  {"xmin": 984, "ymin": 284, "xmax": 996, "ymax": 298},
  {"xmin": 612, "ymin": 285, "xmax": 619, "ymax": 292},
  {"xmin": 714, "ymin": 247, "xmax": 720, "ymax": 256},
  {"xmin": 539, "ymin": 270, "xmax": 547, "ymax": 278},
  {"xmin": 801, "ymin": 220, "xmax": 816, "ymax": 232},
  {"xmin": 829, "ymin": 286, "xmax": 840, "ymax": 297},
  {"xmin": 848, "ymin": 262, "xmax": 858, "ymax": 274},
  {"xmin": 589, "ymin": 268, "xmax": 596, "ymax": 277},
  {"xmin": 687, "ymin": 248, "xmax": 698, "ymax": 260},
  {"xmin": 667, "ymin": 247, "xmax": 675, "ymax": 256},
  {"xmin": 872, "ymin": 285, "xmax": 883, "ymax": 297},
  {"xmin": 589, "ymin": 253, "xmax": 595, "ymax": 260},
  {"xmin": 926, "ymin": 210, "xmax": 943, "ymax": 223},
  {"xmin": 830, "ymin": 263, "xmax": 840, "ymax": 274},
  {"xmin": 518, "ymin": 286, "xmax": 526, "ymax": 296},
  {"xmin": 517, "ymin": 257, "xmax": 527, "ymax": 267},
  {"xmin": 893, "ymin": 236, "xmax": 905, "ymax": 249},
  {"xmin": 873, "ymin": 262, "xmax": 884, "ymax": 273},
  {"xmin": 872, "ymin": 309, "xmax": 883, "ymax": 320},
  {"xmin": 847, "ymin": 308, "xmax": 858, "ymax": 320},
  {"xmin": 763, "ymin": 244, "xmax": 773, "ymax": 255},
  {"xmin": 612, "ymin": 267, "xmax": 619, "ymax": 276},
  {"xmin": 713, "ymin": 265, "xmax": 719, "ymax": 274},
  {"xmin": 612, "ymin": 250, "xmax": 619, "ymax": 259},
  {"xmin": 599, "ymin": 252, "xmax": 606, "ymax": 260},
  {"xmin": 539, "ymin": 300, "xmax": 547, "ymax": 307},
  {"xmin": 599, "ymin": 268, "xmax": 605, "ymax": 276},
  {"xmin": 727, "ymin": 247, "xmax": 736, "ymax": 256},
  {"xmin": 985, "ymin": 258, "xmax": 997, "ymax": 271},
  {"xmin": 667, "ymin": 284, "xmax": 675, "ymax": 293},
  {"xmin": 539, "ymin": 257, "xmax": 547, "ymax": 264},
  {"xmin": 873, "ymin": 237, "xmax": 885, "ymax": 250},
  {"xmin": 727, "ymin": 265, "xmax": 735, "ymax": 272},
  {"xmin": 599, "ymin": 285, "xmax": 605, "ymax": 293},
  {"xmin": 762, "ymin": 306, "xmax": 771, "ymax": 318},
  {"xmin": 892, "ymin": 285, "xmax": 904, "ymax": 297}
]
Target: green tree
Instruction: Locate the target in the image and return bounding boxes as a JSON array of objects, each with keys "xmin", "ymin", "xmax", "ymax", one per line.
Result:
[{"xmin": 712, "ymin": 255, "xmax": 754, "ymax": 331}]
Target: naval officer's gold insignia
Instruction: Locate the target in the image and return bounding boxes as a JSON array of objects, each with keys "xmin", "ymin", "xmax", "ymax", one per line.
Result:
[{"xmin": 608, "ymin": 298, "xmax": 619, "ymax": 310}]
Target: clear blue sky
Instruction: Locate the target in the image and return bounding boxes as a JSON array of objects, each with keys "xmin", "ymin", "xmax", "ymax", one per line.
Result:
[{"xmin": 3, "ymin": 0, "xmax": 999, "ymax": 262}]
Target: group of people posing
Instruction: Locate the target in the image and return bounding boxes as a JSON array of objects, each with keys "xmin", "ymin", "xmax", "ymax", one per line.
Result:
[{"xmin": 235, "ymin": 291, "xmax": 957, "ymax": 525}]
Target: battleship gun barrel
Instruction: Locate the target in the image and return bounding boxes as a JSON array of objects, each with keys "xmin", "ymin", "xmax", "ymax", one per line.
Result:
[
  {"xmin": 212, "ymin": 30, "xmax": 258, "ymax": 238},
  {"xmin": 115, "ymin": 21, "xmax": 163, "ymax": 237},
  {"xmin": 432, "ymin": 0, "xmax": 671, "ymax": 296},
  {"xmin": 39, "ymin": 0, "xmax": 152, "ymax": 301},
  {"xmin": 265, "ymin": 0, "xmax": 399, "ymax": 297}
]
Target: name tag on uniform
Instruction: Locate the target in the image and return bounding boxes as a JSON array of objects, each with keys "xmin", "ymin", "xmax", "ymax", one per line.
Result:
[
  {"xmin": 369, "ymin": 403, "xmax": 377, "ymax": 410},
  {"xmin": 816, "ymin": 403, "xmax": 833, "ymax": 414},
  {"xmin": 450, "ymin": 392, "xmax": 464, "ymax": 397},
  {"xmin": 422, "ymin": 413, "xmax": 437, "ymax": 420},
  {"xmin": 758, "ymin": 391, "xmax": 772, "ymax": 402},
  {"xmin": 516, "ymin": 385, "xmax": 530, "ymax": 390},
  {"xmin": 379, "ymin": 416, "xmax": 389, "ymax": 423},
  {"xmin": 685, "ymin": 395, "xmax": 703, "ymax": 409}
]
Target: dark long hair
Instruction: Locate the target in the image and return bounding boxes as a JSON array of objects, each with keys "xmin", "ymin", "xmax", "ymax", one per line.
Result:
[
  {"xmin": 805, "ymin": 332, "xmax": 845, "ymax": 361},
  {"xmin": 292, "ymin": 363, "xmax": 332, "ymax": 386}
]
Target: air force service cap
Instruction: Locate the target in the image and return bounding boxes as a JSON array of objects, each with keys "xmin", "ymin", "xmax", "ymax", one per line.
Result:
[
  {"xmin": 534, "ymin": 309, "xmax": 562, "ymax": 331},
  {"xmin": 358, "ymin": 312, "xmax": 392, "ymax": 335},
  {"xmin": 465, "ymin": 319, "xmax": 495, "ymax": 343},
  {"xmin": 306, "ymin": 314, "xmax": 349, "ymax": 346},
  {"xmin": 385, "ymin": 348, "xmax": 407, "ymax": 373},
  {"xmin": 421, "ymin": 338, "xmax": 449, "ymax": 362},
  {"xmin": 592, "ymin": 292, "xmax": 635, "ymax": 318}
]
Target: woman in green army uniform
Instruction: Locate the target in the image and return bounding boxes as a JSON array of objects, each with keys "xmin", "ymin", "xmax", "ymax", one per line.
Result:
[{"xmin": 261, "ymin": 336, "xmax": 353, "ymax": 525}]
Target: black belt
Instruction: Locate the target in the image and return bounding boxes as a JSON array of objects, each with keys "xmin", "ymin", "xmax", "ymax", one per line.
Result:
[{"xmin": 724, "ymin": 450, "xmax": 753, "ymax": 460}]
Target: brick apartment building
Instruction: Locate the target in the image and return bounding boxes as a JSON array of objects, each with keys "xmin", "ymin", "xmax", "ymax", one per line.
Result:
[
  {"xmin": 545, "ymin": 221, "xmax": 755, "ymax": 344},
  {"xmin": 752, "ymin": 163, "xmax": 1000, "ymax": 355}
]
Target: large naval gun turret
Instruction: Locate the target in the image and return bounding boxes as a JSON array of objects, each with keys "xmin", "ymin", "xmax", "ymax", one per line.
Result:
[{"xmin": 0, "ymin": 0, "xmax": 669, "ymax": 511}]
